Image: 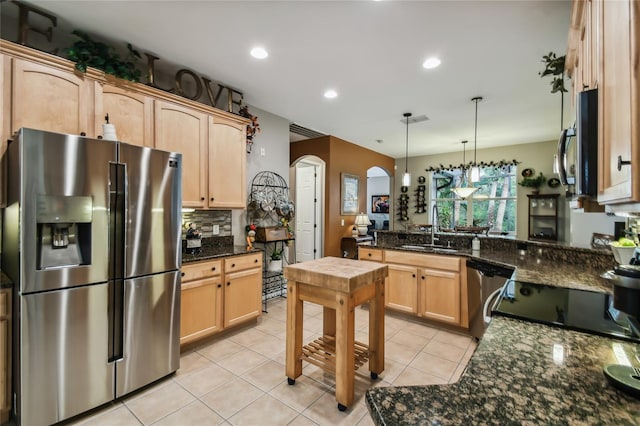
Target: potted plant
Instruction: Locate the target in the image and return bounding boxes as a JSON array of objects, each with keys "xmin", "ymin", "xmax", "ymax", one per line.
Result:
[
  {"xmin": 62, "ymin": 30, "xmax": 142, "ymax": 82},
  {"xmin": 539, "ymin": 51, "xmax": 568, "ymax": 130},
  {"xmin": 518, "ymin": 172, "xmax": 547, "ymax": 194},
  {"xmin": 268, "ymin": 247, "xmax": 283, "ymax": 272}
]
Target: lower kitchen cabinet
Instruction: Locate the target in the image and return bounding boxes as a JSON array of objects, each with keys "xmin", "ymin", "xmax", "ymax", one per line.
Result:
[
  {"xmin": 180, "ymin": 252, "xmax": 262, "ymax": 347},
  {"xmin": 386, "ymin": 264, "xmax": 419, "ymax": 314},
  {"xmin": 376, "ymin": 249, "xmax": 466, "ymax": 327},
  {"xmin": 180, "ymin": 260, "xmax": 223, "ymax": 345},
  {"xmin": 419, "ymin": 268, "xmax": 461, "ymax": 325},
  {"xmin": 0, "ymin": 288, "xmax": 11, "ymax": 423},
  {"xmin": 224, "ymin": 267, "xmax": 262, "ymax": 328}
]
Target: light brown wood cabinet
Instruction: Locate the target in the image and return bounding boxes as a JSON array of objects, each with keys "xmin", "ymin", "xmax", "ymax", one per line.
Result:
[
  {"xmin": 180, "ymin": 253, "xmax": 262, "ymax": 347},
  {"xmin": 96, "ymin": 84, "xmax": 153, "ymax": 147},
  {"xmin": 223, "ymin": 253, "xmax": 262, "ymax": 327},
  {"xmin": 385, "ymin": 263, "xmax": 419, "ymax": 314},
  {"xmin": 180, "ymin": 259, "xmax": 223, "ymax": 345},
  {"xmin": 1, "ymin": 40, "xmax": 249, "ymax": 210},
  {"xmin": 154, "ymin": 99, "xmax": 208, "ymax": 208},
  {"xmin": 208, "ymin": 114, "xmax": 247, "ymax": 208},
  {"xmin": 367, "ymin": 249, "xmax": 467, "ymax": 327},
  {"xmin": 596, "ymin": 0, "xmax": 639, "ymax": 204},
  {"xmin": 10, "ymin": 57, "xmax": 95, "ymax": 138},
  {"xmin": 419, "ymin": 267, "xmax": 461, "ymax": 325},
  {"xmin": 568, "ymin": 0, "xmax": 640, "ymax": 205},
  {"xmin": 0, "ymin": 288, "xmax": 11, "ymax": 423}
]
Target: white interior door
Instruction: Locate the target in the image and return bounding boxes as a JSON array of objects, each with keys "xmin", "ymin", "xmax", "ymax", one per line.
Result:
[{"xmin": 295, "ymin": 160, "xmax": 323, "ymax": 262}]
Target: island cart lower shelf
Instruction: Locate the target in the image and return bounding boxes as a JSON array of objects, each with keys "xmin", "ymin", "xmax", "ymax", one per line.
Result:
[{"xmin": 301, "ymin": 335, "xmax": 370, "ymax": 373}]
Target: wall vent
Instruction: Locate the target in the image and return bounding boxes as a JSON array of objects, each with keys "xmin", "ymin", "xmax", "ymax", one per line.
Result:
[
  {"xmin": 289, "ymin": 123, "xmax": 326, "ymax": 139},
  {"xmin": 400, "ymin": 114, "xmax": 430, "ymax": 124}
]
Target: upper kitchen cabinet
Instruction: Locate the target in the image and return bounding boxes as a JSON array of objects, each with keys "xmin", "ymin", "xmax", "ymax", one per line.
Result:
[
  {"xmin": 10, "ymin": 58, "xmax": 95, "ymax": 138},
  {"xmin": 596, "ymin": 0, "xmax": 639, "ymax": 204},
  {"xmin": 208, "ymin": 113, "xmax": 247, "ymax": 208},
  {"xmin": 154, "ymin": 99, "xmax": 208, "ymax": 208},
  {"xmin": 95, "ymin": 84, "xmax": 153, "ymax": 147}
]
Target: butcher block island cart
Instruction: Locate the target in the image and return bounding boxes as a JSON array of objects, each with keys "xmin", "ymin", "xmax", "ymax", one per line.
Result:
[{"xmin": 283, "ymin": 257, "xmax": 388, "ymax": 411}]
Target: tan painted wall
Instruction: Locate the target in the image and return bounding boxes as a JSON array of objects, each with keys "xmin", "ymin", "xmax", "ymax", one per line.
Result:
[{"xmin": 291, "ymin": 136, "xmax": 395, "ymax": 257}]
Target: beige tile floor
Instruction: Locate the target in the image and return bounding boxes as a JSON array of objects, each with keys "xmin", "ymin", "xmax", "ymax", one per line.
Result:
[{"xmin": 72, "ymin": 297, "xmax": 477, "ymax": 426}]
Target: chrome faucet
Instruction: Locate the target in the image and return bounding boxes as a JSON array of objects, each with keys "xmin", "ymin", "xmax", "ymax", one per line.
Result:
[{"xmin": 430, "ymin": 203, "xmax": 439, "ymax": 246}]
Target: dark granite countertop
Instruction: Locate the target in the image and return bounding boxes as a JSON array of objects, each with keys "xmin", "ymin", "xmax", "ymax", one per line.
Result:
[
  {"xmin": 366, "ymin": 236, "xmax": 639, "ymax": 424},
  {"xmin": 181, "ymin": 245, "xmax": 262, "ymax": 264},
  {"xmin": 366, "ymin": 316, "xmax": 640, "ymax": 425}
]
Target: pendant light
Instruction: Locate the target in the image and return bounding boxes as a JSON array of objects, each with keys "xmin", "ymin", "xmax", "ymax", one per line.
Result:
[
  {"xmin": 451, "ymin": 140, "xmax": 478, "ymax": 199},
  {"xmin": 470, "ymin": 96, "xmax": 483, "ymax": 182},
  {"xmin": 402, "ymin": 112, "xmax": 412, "ymax": 187}
]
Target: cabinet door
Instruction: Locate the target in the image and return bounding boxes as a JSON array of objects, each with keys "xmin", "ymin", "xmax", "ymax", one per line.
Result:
[
  {"xmin": 96, "ymin": 84, "xmax": 153, "ymax": 147},
  {"xmin": 597, "ymin": 0, "xmax": 639, "ymax": 203},
  {"xmin": 180, "ymin": 277, "xmax": 223, "ymax": 345},
  {"xmin": 224, "ymin": 267, "xmax": 262, "ymax": 328},
  {"xmin": 386, "ymin": 264, "xmax": 418, "ymax": 314},
  {"xmin": 208, "ymin": 114, "xmax": 247, "ymax": 208},
  {"xmin": 419, "ymin": 268, "xmax": 461, "ymax": 325},
  {"xmin": 154, "ymin": 100, "xmax": 208, "ymax": 208},
  {"xmin": 12, "ymin": 58, "xmax": 94, "ymax": 137}
]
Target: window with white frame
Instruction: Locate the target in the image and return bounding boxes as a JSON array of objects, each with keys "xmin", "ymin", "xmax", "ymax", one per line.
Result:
[{"xmin": 430, "ymin": 166, "xmax": 517, "ymax": 234}]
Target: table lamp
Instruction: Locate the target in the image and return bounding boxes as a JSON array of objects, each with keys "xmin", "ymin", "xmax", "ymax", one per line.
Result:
[{"xmin": 354, "ymin": 213, "xmax": 371, "ymax": 236}]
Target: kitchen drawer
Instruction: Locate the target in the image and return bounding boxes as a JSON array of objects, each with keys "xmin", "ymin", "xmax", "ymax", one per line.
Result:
[
  {"xmin": 181, "ymin": 259, "xmax": 222, "ymax": 283},
  {"xmin": 224, "ymin": 252, "xmax": 262, "ymax": 273},
  {"xmin": 359, "ymin": 247, "xmax": 383, "ymax": 261},
  {"xmin": 384, "ymin": 250, "xmax": 461, "ymax": 272}
]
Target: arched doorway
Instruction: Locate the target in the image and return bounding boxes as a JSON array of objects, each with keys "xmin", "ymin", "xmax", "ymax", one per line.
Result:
[
  {"xmin": 367, "ymin": 166, "xmax": 391, "ymax": 233},
  {"xmin": 290, "ymin": 156, "xmax": 325, "ymax": 262}
]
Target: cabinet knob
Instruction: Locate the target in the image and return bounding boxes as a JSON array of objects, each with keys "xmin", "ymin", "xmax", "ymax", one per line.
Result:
[
  {"xmin": 231, "ymin": 263, "xmax": 235, "ymax": 268},
  {"xmin": 210, "ymin": 197, "xmax": 214, "ymax": 202},
  {"xmin": 254, "ymin": 259, "xmax": 258, "ymax": 263},
  {"xmin": 181, "ymin": 272, "xmax": 185, "ymax": 277},
  {"xmin": 211, "ymin": 267, "xmax": 216, "ymax": 271},
  {"xmin": 412, "ymin": 274, "xmax": 416, "ymax": 278},
  {"xmin": 227, "ymin": 282, "xmax": 230, "ymax": 286},
  {"xmin": 617, "ymin": 155, "xmax": 632, "ymax": 171},
  {"xmin": 201, "ymin": 197, "xmax": 205, "ymax": 201},
  {"xmin": 218, "ymin": 284, "xmax": 222, "ymax": 288},
  {"xmin": 368, "ymin": 253, "xmax": 372, "ymax": 257},
  {"xmin": 421, "ymin": 276, "xmax": 425, "ymax": 280},
  {"xmin": 80, "ymin": 132, "xmax": 86, "ymax": 136}
]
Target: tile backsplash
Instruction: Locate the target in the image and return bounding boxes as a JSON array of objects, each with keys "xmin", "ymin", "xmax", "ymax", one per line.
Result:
[{"xmin": 181, "ymin": 210, "xmax": 232, "ymax": 238}]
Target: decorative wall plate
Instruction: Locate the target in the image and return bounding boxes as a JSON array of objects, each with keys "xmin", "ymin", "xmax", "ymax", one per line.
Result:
[
  {"xmin": 521, "ymin": 168, "xmax": 534, "ymax": 178},
  {"xmin": 548, "ymin": 177, "xmax": 561, "ymax": 188}
]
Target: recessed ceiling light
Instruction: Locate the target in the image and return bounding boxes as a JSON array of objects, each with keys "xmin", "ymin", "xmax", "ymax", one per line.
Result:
[
  {"xmin": 250, "ymin": 47, "xmax": 268, "ymax": 59},
  {"xmin": 422, "ymin": 57, "xmax": 441, "ymax": 69},
  {"xmin": 324, "ymin": 89, "xmax": 338, "ymax": 99}
]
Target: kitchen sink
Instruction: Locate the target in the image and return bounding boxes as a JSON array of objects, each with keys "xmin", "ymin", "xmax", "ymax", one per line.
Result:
[{"xmin": 399, "ymin": 245, "xmax": 458, "ymax": 254}]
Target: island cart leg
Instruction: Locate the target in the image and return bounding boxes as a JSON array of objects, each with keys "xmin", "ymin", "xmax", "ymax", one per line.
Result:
[
  {"xmin": 286, "ymin": 280, "xmax": 303, "ymax": 384},
  {"xmin": 335, "ymin": 291, "xmax": 355, "ymax": 411},
  {"xmin": 369, "ymin": 278, "xmax": 385, "ymax": 380}
]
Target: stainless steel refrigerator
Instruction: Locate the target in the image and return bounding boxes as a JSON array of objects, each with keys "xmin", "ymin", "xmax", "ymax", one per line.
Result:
[{"xmin": 2, "ymin": 128, "xmax": 182, "ymax": 426}]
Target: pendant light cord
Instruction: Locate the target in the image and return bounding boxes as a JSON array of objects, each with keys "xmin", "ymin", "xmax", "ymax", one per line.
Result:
[
  {"xmin": 472, "ymin": 96, "xmax": 482, "ymax": 167},
  {"xmin": 404, "ymin": 112, "xmax": 412, "ymax": 174}
]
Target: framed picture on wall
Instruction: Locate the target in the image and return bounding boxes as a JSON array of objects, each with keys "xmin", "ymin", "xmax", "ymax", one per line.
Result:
[
  {"xmin": 341, "ymin": 173, "xmax": 359, "ymax": 215},
  {"xmin": 371, "ymin": 195, "xmax": 390, "ymax": 213}
]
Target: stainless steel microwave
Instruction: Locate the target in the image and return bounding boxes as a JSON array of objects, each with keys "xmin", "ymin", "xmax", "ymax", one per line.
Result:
[{"xmin": 556, "ymin": 88, "xmax": 598, "ymax": 197}]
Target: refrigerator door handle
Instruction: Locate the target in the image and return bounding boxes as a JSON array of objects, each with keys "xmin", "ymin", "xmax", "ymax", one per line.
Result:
[
  {"xmin": 556, "ymin": 128, "xmax": 573, "ymax": 186},
  {"xmin": 108, "ymin": 162, "xmax": 126, "ymax": 362},
  {"xmin": 108, "ymin": 279, "xmax": 125, "ymax": 362}
]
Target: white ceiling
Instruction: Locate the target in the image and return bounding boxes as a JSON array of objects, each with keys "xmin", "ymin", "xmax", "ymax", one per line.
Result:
[{"xmin": 15, "ymin": 0, "xmax": 572, "ymax": 159}]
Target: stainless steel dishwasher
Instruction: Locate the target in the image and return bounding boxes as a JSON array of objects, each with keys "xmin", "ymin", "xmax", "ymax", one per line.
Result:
[{"xmin": 466, "ymin": 258, "xmax": 514, "ymax": 339}]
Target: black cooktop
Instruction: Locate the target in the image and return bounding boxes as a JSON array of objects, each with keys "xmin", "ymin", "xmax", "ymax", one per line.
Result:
[{"xmin": 492, "ymin": 281, "xmax": 640, "ymax": 344}]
